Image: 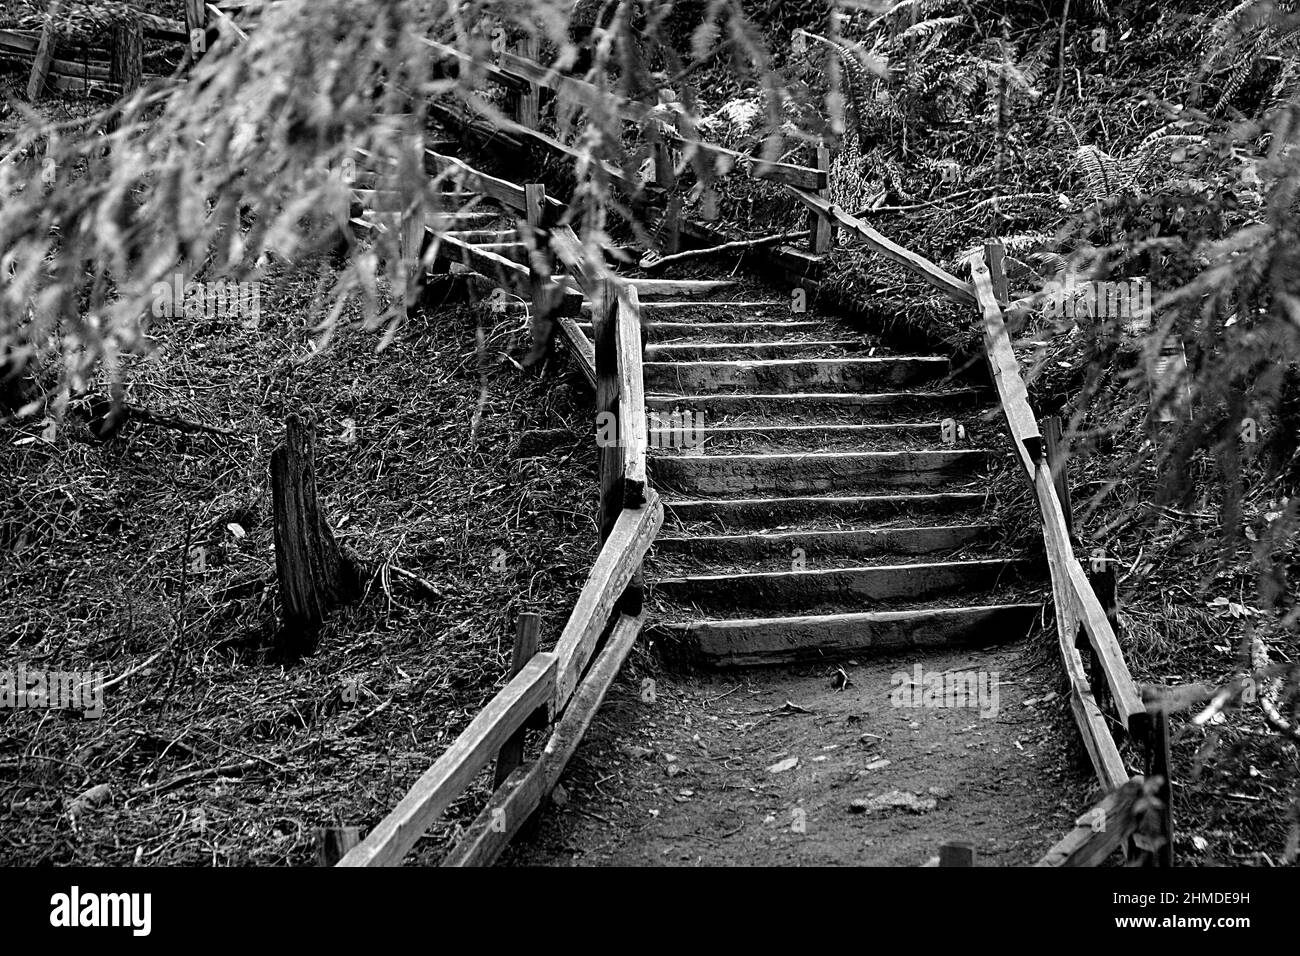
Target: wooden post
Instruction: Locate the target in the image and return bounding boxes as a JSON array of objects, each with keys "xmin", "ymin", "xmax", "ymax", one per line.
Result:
[
  {"xmin": 809, "ymin": 144, "xmax": 834, "ymax": 254},
  {"xmin": 26, "ymin": 1, "xmax": 62, "ymax": 102},
  {"xmin": 939, "ymin": 841, "xmax": 975, "ymax": 867},
  {"xmin": 516, "ymin": 37, "xmax": 540, "ymax": 128},
  {"xmin": 183, "ymin": 0, "xmax": 207, "ymax": 58},
  {"xmin": 1043, "ymin": 415, "xmax": 1074, "ymax": 539},
  {"xmin": 651, "ymin": 93, "xmax": 681, "ymax": 255},
  {"xmin": 109, "ymin": 13, "xmax": 143, "ymax": 96},
  {"xmin": 651, "ymin": 141, "xmax": 680, "ymax": 254},
  {"xmin": 494, "ymin": 612, "xmax": 542, "ymax": 787},
  {"xmin": 591, "ymin": 279, "xmax": 623, "ymax": 546},
  {"xmin": 660, "ymin": 196, "xmax": 682, "ymax": 256},
  {"xmin": 524, "ymin": 183, "xmax": 547, "ymax": 232},
  {"xmin": 400, "ymin": 129, "xmax": 426, "ymax": 311},
  {"xmin": 1148, "ymin": 708, "xmax": 1173, "ymax": 867},
  {"xmin": 314, "ymin": 826, "xmax": 360, "ymax": 866},
  {"xmin": 980, "ymin": 240, "xmax": 1010, "ymax": 395},
  {"xmin": 271, "ymin": 414, "xmax": 360, "ymax": 656},
  {"xmin": 523, "ymin": 183, "xmax": 561, "ymax": 351},
  {"xmin": 984, "ymin": 240, "xmax": 1009, "ymax": 305}
]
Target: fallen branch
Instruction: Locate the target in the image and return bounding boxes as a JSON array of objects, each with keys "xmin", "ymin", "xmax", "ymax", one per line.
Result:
[
  {"xmin": 1253, "ymin": 636, "xmax": 1300, "ymax": 744},
  {"xmin": 639, "ymin": 231, "xmax": 808, "ymax": 271},
  {"xmin": 87, "ymin": 397, "xmax": 238, "ymax": 439}
]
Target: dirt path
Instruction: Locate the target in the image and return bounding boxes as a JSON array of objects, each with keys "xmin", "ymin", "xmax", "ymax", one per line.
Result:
[{"xmin": 505, "ymin": 638, "xmax": 1081, "ymax": 866}]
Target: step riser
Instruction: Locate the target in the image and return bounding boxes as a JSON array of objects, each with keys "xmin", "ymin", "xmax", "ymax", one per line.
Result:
[
  {"xmin": 664, "ymin": 493, "xmax": 988, "ymax": 527},
  {"xmin": 647, "ymin": 423, "xmax": 944, "ymax": 455},
  {"xmin": 653, "ymin": 525, "xmax": 998, "ymax": 562},
  {"xmin": 644, "ymin": 342, "xmax": 865, "ymax": 361},
  {"xmin": 582, "ymin": 322, "xmax": 823, "ymax": 343},
  {"xmin": 643, "ymin": 359, "xmax": 950, "ymax": 393},
  {"xmin": 653, "ymin": 560, "xmax": 1039, "ymax": 610},
  {"xmin": 651, "ymin": 451, "xmax": 986, "ymax": 495},
  {"xmin": 644, "ymin": 391, "xmax": 983, "ymax": 419},
  {"xmin": 652, "ymin": 605, "xmax": 1043, "ymax": 667}
]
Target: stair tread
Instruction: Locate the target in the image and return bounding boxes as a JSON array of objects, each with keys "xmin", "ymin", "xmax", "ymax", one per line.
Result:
[
  {"xmin": 655, "ymin": 556, "xmax": 1038, "ymax": 582},
  {"xmin": 648, "ymin": 604, "xmax": 1045, "ymax": 666}
]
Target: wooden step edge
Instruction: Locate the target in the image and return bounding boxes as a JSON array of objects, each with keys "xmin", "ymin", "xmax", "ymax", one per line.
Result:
[{"xmin": 649, "ymin": 603, "xmax": 1045, "ymax": 667}]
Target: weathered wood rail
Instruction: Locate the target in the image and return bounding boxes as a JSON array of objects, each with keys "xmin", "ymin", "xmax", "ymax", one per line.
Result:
[
  {"xmin": 425, "ymin": 38, "xmax": 828, "ymax": 255},
  {"xmin": 785, "ymin": 197, "xmax": 1174, "ymax": 865},
  {"xmin": 2, "ymin": 3, "xmax": 187, "ymax": 101},
  {"xmin": 337, "ymin": 151, "xmax": 659, "ymax": 866},
  {"xmin": 124, "ymin": 12, "xmax": 1169, "ymax": 864}
]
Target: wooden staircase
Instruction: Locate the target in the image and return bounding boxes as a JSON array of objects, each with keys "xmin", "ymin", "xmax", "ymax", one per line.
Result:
[{"xmin": 623, "ymin": 297, "xmax": 1046, "ymax": 667}]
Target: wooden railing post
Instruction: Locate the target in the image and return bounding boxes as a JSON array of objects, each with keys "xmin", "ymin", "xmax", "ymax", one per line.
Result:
[
  {"xmin": 615, "ymin": 287, "xmax": 647, "ymax": 615},
  {"xmin": 183, "ymin": 0, "xmax": 206, "ymax": 58},
  {"xmin": 515, "ymin": 36, "xmax": 540, "ymax": 128},
  {"xmin": 592, "ymin": 279, "xmax": 623, "ymax": 546},
  {"xmin": 1043, "ymin": 415, "xmax": 1074, "ymax": 540},
  {"xmin": 522, "ymin": 182, "xmax": 554, "ymax": 327},
  {"xmin": 650, "ymin": 90, "xmax": 681, "ymax": 254},
  {"xmin": 494, "ymin": 612, "xmax": 542, "ymax": 787},
  {"xmin": 109, "ymin": 12, "xmax": 143, "ymax": 96},
  {"xmin": 26, "ymin": 1, "xmax": 61, "ymax": 102},
  {"xmin": 1146, "ymin": 707, "xmax": 1173, "ymax": 866},
  {"xmin": 939, "ymin": 841, "xmax": 975, "ymax": 867},
  {"xmin": 985, "ymin": 239, "xmax": 1009, "ymax": 305},
  {"xmin": 314, "ymin": 826, "xmax": 360, "ymax": 866},
  {"xmin": 808, "ymin": 143, "xmax": 834, "ymax": 254}
]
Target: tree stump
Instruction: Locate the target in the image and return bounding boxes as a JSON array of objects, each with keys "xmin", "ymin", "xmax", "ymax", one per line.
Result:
[{"xmin": 271, "ymin": 414, "xmax": 359, "ymax": 655}]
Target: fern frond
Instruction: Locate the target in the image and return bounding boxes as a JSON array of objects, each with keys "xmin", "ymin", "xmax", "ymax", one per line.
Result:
[
  {"xmin": 893, "ymin": 15, "xmax": 964, "ymax": 46},
  {"xmin": 1076, "ymin": 144, "xmax": 1132, "ymax": 201}
]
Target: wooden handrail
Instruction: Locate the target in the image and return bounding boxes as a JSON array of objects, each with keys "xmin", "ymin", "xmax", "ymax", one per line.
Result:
[
  {"xmin": 425, "ymin": 150, "xmax": 566, "ymax": 216},
  {"xmin": 788, "ymin": 189, "xmax": 977, "ymax": 306},
  {"xmin": 429, "ymin": 39, "xmax": 825, "ymax": 192},
  {"xmin": 335, "ymin": 491, "xmax": 660, "ymax": 867},
  {"xmin": 337, "ymin": 653, "xmax": 557, "ymax": 866},
  {"xmin": 442, "ymin": 611, "xmax": 645, "ymax": 866},
  {"xmin": 616, "ymin": 285, "xmax": 647, "ymax": 507},
  {"xmin": 1034, "ymin": 777, "xmax": 1146, "ymax": 866},
  {"xmin": 971, "ymin": 245, "xmax": 1145, "ymax": 796}
]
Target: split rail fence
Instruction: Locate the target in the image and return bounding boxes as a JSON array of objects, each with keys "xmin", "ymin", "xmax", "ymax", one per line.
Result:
[{"xmin": 6, "ymin": 10, "xmax": 1173, "ymax": 864}]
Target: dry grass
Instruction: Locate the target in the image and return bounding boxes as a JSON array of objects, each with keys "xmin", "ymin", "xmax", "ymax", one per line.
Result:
[{"xmin": 0, "ymin": 253, "xmax": 605, "ymax": 866}]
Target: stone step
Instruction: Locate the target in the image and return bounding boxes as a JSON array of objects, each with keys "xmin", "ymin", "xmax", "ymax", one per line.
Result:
[
  {"xmin": 646, "ymin": 421, "xmax": 947, "ymax": 455},
  {"xmin": 579, "ymin": 299, "xmax": 789, "ymax": 318},
  {"xmin": 643, "ymin": 357, "xmax": 953, "ymax": 394},
  {"xmin": 582, "ymin": 320, "xmax": 826, "ymax": 344},
  {"xmin": 651, "ymin": 449, "xmax": 989, "ymax": 496},
  {"xmin": 652, "ymin": 524, "xmax": 1000, "ymax": 563},
  {"xmin": 644, "ymin": 389, "xmax": 985, "ymax": 422},
  {"xmin": 662, "ymin": 492, "xmax": 990, "ymax": 530},
  {"xmin": 652, "ymin": 558, "xmax": 1041, "ymax": 612},
  {"xmin": 644, "ymin": 340, "xmax": 870, "ymax": 362},
  {"xmin": 650, "ymin": 604, "xmax": 1043, "ymax": 667}
]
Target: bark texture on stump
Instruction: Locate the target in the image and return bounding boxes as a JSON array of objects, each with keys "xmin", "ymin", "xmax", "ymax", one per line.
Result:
[{"xmin": 271, "ymin": 414, "xmax": 359, "ymax": 655}]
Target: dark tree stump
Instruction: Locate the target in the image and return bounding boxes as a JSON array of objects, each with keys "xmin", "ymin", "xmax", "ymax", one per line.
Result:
[{"xmin": 271, "ymin": 414, "xmax": 359, "ymax": 655}]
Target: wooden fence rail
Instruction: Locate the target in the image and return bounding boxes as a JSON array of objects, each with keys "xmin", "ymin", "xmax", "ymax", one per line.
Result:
[
  {"xmin": 789, "ymin": 195, "xmax": 1172, "ymax": 863},
  {"xmin": 337, "ymin": 653, "xmax": 557, "ymax": 866},
  {"xmin": 424, "ymin": 37, "xmax": 825, "ymax": 253},
  {"xmin": 335, "ymin": 148, "xmax": 661, "ymax": 864}
]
